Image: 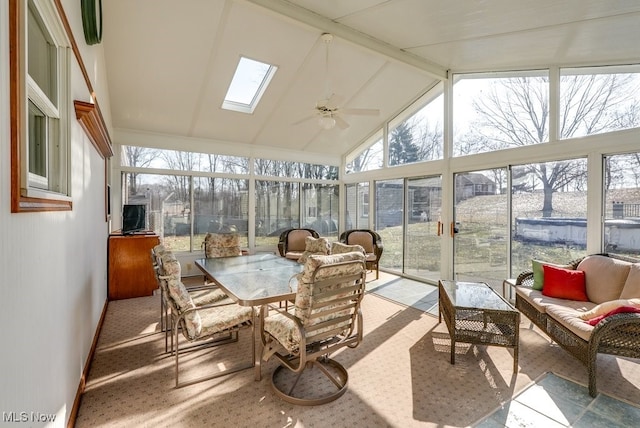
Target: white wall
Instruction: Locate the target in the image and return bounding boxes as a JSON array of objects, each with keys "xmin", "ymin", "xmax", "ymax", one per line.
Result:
[{"xmin": 0, "ymin": 1, "xmax": 111, "ymax": 426}]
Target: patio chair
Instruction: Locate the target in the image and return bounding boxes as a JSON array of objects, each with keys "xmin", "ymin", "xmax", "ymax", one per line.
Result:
[
  {"xmin": 166, "ymin": 276, "xmax": 254, "ymax": 388},
  {"xmin": 277, "ymin": 228, "xmax": 320, "ymax": 261},
  {"xmin": 261, "ymin": 251, "xmax": 366, "ymax": 405},
  {"xmin": 152, "ymin": 247, "xmax": 229, "ymax": 352},
  {"xmin": 203, "ymin": 232, "xmax": 242, "ymax": 258},
  {"xmin": 339, "ymin": 229, "xmax": 383, "ymax": 279}
]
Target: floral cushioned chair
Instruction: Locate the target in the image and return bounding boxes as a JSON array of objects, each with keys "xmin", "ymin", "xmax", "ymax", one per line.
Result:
[
  {"xmin": 151, "ymin": 246, "xmax": 232, "ymax": 354},
  {"xmin": 203, "ymin": 232, "xmax": 242, "ymax": 258},
  {"xmin": 165, "ymin": 274, "xmax": 254, "ymax": 388},
  {"xmin": 260, "ymin": 251, "xmax": 366, "ymax": 405}
]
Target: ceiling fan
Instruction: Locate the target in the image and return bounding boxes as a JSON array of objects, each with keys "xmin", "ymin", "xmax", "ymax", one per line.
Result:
[{"xmin": 293, "ymin": 33, "xmax": 380, "ymax": 130}]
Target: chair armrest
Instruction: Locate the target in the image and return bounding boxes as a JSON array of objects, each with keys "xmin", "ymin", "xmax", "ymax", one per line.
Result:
[
  {"xmin": 516, "ymin": 270, "xmax": 533, "ymax": 287},
  {"xmin": 590, "ymin": 312, "xmax": 640, "ymax": 351}
]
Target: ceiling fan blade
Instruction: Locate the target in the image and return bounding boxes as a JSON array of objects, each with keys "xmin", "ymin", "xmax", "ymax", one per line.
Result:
[
  {"xmin": 340, "ymin": 108, "xmax": 380, "ymax": 116},
  {"xmin": 292, "ymin": 115, "xmax": 316, "ymax": 126},
  {"xmin": 335, "ymin": 115, "xmax": 350, "ymax": 129},
  {"xmin": 325, "ymin": 93, "xmax": 343, "ymax": 108}
]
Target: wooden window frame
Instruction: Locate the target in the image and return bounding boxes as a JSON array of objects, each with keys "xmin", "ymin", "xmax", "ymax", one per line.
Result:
[{"xmin": 9, "ymin": 0, "xmax": 113, "ymax": 213}]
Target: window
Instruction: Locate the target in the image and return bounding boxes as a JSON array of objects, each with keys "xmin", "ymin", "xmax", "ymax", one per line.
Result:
[
  {"xmin": 452, "ymin": 71, "xmax": 549, "ymax": 157},
  {"xmin": 560, "ymin": 65, "xmax": 640, "ymax": 139},
  {"xmin": 346, "ymin": 130, "xmax": 384, "ymax": 173},
  {"xmin": 222, "ymin": 56, "xmax": 277, "ymax": 114},
  {"xmin": 388, "ymin": 83, "xmax": 444, "ymax": 166},
  {"xmin": 360, "ymin": 190, "xmax": 369, "ymax": 219},
  {"xmin": 301, "ymin": 183, "xmax": 339, "ymax": 237},
  {"xmin": 510, "ymin": 158, "xmax": 588, "ymax": 276},
  {"xmin": 122, "ymin": 145, "xmax": 249, "ymax": 174},
  {"xmin": 10, "ymin": 0, "xmax": 71, "ymax": 211},
  {"xmin": 603, "ymin": 153, "xmax": 640, "ymax": 257}
]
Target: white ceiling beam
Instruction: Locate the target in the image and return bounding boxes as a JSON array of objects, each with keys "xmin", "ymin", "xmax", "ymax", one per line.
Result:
[{"xmin": 243, "ymin": 0, "xmax": 448, "ymax": 80}]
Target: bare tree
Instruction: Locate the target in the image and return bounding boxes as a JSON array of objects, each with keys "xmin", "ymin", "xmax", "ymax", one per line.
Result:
[
  {"xmin": 123, "ymin": 146, "xmax": 158, "ymax": 195},
  {"xmin": 472, "ymin": 74, "xmax": 638, "ymax": 216}
]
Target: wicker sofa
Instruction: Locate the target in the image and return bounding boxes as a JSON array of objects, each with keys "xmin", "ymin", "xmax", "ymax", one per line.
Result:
[{"xmin": 515, "ymin": 253, "xmax": 640, "ymax": 396}]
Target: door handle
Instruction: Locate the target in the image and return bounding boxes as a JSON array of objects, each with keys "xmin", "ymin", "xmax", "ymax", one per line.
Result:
[
  {"xmin": 437, "ymin": 221, "xmax": 442, "ymax": 236},
  {"xmin": 450, "ymin": 222, "xmax": 457, "ymax": 238}
]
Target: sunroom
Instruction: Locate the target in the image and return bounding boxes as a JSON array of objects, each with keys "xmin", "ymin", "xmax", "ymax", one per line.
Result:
[{"xmin": 3, "ymin": 1, "xmax": 640, "ymax": 426}]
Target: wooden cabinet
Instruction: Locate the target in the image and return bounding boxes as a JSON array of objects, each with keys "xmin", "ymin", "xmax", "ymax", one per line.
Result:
[{"xmin": 108, "ymin": 232, "xmax": 160, "ymax": 300}]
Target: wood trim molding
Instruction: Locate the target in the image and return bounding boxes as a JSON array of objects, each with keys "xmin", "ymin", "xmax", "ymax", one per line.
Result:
[
  {"xmin": 9, "ymin": 0, "xmax": 73, "ymax": 212},
  {"xmin": 75, "ymin": 100, "xmax": 114, "ymax": 159},
  {"xmin": 67, "ymin": 298, "xmax": 108, "ymax": 428},
  {"xmin": 53, "ymin": 0, "xmax": 113, "ymax": 157}
]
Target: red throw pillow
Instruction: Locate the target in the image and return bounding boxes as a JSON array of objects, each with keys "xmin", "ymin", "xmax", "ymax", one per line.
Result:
[
  {"xmin": 587, "ymin": 306, "xmax": 640, "ymax": 326},
  {"xmin": 541, "ymin": 265, "xmax": 588, "ymax": 301}
]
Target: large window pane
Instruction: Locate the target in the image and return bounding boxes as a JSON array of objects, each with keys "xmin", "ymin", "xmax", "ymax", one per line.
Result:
[
  {"xmin": 345, "ymin": 183, "xmax": 369, "ymax": 230},
  {"xmin": 453, "ymin": 71, "xmax": 549, "ymax": 157},
  {"xmin": 301, "ymin": 183, "xmax": 339, "ymax": 237},
  {"xmin": 356, "ymin": 183, "xmax": 369, "ymax": 229},
  {"xmin": 388, "ymin": 83, "xmax": 443, "ymax": 166},
  {"xmin": 376, "ymin": 179, "xmax": 404, "ymax": 272},
  {"xmin": 604, "ymin": 153, "xmax": 640, "ymax": 258},
  {"xmin": 560, "ymin": 66, "xmax": 640, "ymax": 139},
  {"xmin": 405, "ymin": 176, "xmax": 442, "ymax": 282},
  {"xmin": 511, "ymin": 159, "xmax": 588, "ymax": 276},
  {"xmin": 122, "ymin": 145, "xmax": 249, "ymax": 174},
  {"xmin": 454, "ymin": 169, "xmax": 508, "ymax": 291},
  {"xmin": 346, "ymin": 130, "xmax": 384, "ymax": 173},
  {"xmin": 123, "ymin": 172, "xmax": 191, "ymax": 252},
  {"xmin": 255, "ymin": 181, "xmax": 299, "ymax": 247},
  {"xmin": 255, "ymin": 159, "xmax": 338, "ymax": 179},
  {"xmin": 193, "ymin": 177, "xmax": 249, "ymax": 249}
]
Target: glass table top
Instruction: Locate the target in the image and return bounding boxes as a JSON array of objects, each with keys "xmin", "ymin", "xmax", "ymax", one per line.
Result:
[
  {"xmin": 195, "ymin": 253, "xmax": 303, "ymax": 306},
  {"xmin": 439, "ymin": 280, "xmax": 515, "ymax": 312}
]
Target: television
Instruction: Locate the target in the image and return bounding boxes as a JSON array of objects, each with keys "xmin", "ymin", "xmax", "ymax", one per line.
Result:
[{"xmin": 122, "ymin": 204, "xmax": 146, "ymax": 235}]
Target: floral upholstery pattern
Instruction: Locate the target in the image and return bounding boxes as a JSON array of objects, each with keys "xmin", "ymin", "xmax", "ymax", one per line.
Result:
[
  {"xmin": 190, "ymin": 288, "xmax": 229, "ymax": 305},
  {"xmin": 296, "ymin": 252, "xmax": 365, "ymax": 322},
  {"xmin": 164, "ymin": 278, "xmax": 252, "ymax": 341},
  {"xmin": 193, "ymin": 304, "xmax": 253, "ymax": 340},
  {"xmin": 263, "ymin": 252, "xmax": 366, "ymax": 353},
  {"xmin": 330, "ymin": 241, "xmax": 365, "ymax": 255},
  {"xmin": 153, "ymin": 244, "xmax": 168, "ymax": 257},
  {"xmin": 297, "ymin": 236, "xmax": 331, "ymax": 264},
  {"xmin": 162, "ymin": 257, "xmax": 181, "ymax": 279},
  {"xmin": 166, "ymin": 277, "xmax": 201, "ymax": 337},
  {"xmin": 263, "ymin": 309, "xmax": 300, "ymax": 353},
  {"xmin": 204, "ymin": 232, "xmax": 242, "ymax": 258}
]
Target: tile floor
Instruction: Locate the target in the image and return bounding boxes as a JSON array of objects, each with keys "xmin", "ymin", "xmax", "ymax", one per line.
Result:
[
  {"xmin": 475, "ymin": 372, "xmax": 640, "ymax": 427},
  {"xmin": 366, "ymin": 272, "xmax": 640, "ymax": 428}
]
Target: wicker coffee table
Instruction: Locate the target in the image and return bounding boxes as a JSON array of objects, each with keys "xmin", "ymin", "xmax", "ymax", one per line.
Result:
[{"xmin": 438, "ymin": 280, "xmax": 520, "ymax": 372}]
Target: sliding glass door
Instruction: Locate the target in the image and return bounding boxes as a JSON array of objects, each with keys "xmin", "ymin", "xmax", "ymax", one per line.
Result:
[
  {"xmin": 453, "ymin": 168, "xmax": 508, "ymax": 292},
  {"xmin": 373, "ymin": 176, "xmax": 442, "ymax": 281},
  {"xmin": 405, "ymin": 176, "xmax": 442, "ymax": 281},
  {"xmin": 376, "ymin": 179, "xmax": 404, "ymax": 272}
]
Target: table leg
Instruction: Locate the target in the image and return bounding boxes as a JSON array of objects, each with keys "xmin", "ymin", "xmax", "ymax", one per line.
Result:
[
  {"xmin": 450, "ymin": 336, "xmax": 455, "ymax": 365},
  {"xmin": 253, "ymin": 307, "xmax": 261, "ymax": 381}
]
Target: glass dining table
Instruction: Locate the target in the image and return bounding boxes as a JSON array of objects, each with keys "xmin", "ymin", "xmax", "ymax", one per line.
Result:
[{"xmin": 194, "ymin": 253, "xmax": 304, "ymax": 379}]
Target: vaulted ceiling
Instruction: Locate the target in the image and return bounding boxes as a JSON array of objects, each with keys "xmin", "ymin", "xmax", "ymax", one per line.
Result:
[{"xmin": 102, "ymin": 0, "xmax": 640, "ymax": 163}]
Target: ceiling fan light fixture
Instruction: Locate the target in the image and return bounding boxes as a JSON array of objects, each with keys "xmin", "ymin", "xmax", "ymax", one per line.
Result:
[{"xmin": 318, "ymin": 115, "xmax": 336, "ymax": 130}]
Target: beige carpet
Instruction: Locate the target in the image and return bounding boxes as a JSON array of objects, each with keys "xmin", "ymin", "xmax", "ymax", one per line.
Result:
[{"xmin": 75, "ymin": 290, "xmax": 640, "ymax": 427}]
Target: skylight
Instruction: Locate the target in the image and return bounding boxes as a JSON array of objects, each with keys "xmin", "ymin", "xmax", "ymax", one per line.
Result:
[{"xmin": 222, "ymin": 56, "xmax": 277, "ymax": 114}]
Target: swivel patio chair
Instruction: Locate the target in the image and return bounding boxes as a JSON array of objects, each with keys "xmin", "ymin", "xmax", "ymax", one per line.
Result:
[
  {"xmin": 261, "ymin": 251, "xmax": 366, "ymax": 405},
  {"xmin": 277, "ymin": 228, "xmax": 320, "ymax": 261},
  {"xmin": 339, "ymin": 229, "xmax": 383, "ymax": 279}
]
